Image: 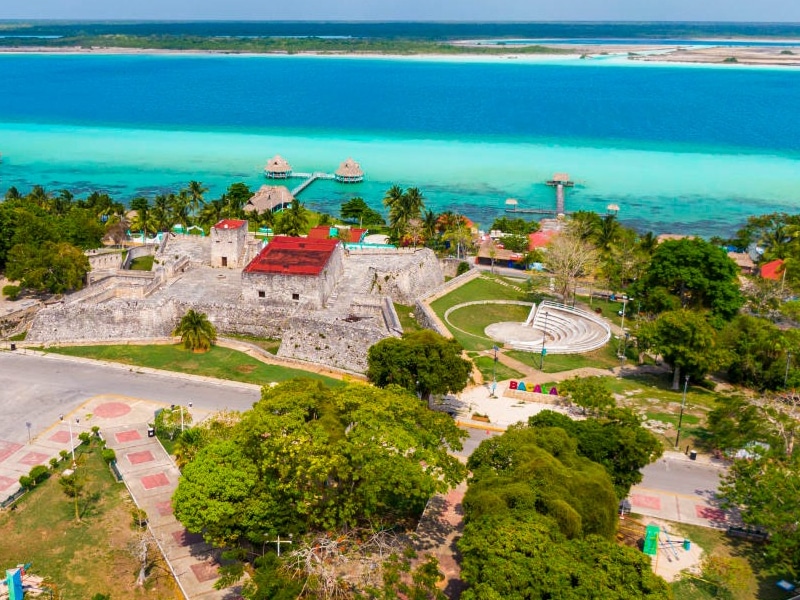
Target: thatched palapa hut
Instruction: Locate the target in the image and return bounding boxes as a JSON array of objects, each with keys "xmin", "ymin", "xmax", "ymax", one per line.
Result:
[
  {"xmin": 244, "ymin": 185, "xmax": 295, "ymax": 214},
  {"xmin": 334, "ymin": 158, "xmax": 364, "ymax": 183},
  {"xmin": 265, "ymin": 155, "xmax": 292, "ymax": 179}
]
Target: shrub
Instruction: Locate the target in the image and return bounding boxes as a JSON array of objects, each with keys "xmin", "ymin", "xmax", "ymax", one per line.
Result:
[
  {"xmin": 78, "ymin": 431, "xmax": 91, "ymax": 445},
  {"xmin": 91, "ymin": 426, "xmax": 100, "ymax": 436},
  {"xmin": 59, "ymin": 450, "xmax": 70, "ymax": 461},
  {"xmin": 456, "ymin": 261, "xmax": 470, "ymax": 276},
  {"xmin": 131, "ymin": 507, "xmax": 148, "ymax": 529},
  {"xmin": 2, "ymin": 285, "xmax": 20, "ymax": 300},
  {"xmin": 18, "ymin": 475, "xmax": 33, "ymax": 489},
  {"xmin": 29, "ymin": 465, "xmax": 49, "ymax": 485},
  {"xmin": 101, "ymin": 448, "xmax": 116, "ymax": 464},
  {"xmin": 49, "ymin": 458, "xmax": 59, "ymax": 470}
]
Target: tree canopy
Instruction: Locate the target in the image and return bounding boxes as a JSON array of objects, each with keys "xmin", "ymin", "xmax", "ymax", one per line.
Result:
[
  {"xmin": 633, "ymin": 238, "xmax": 743, "ymax": 323},
  {"xmin": 528, "ymin": 409, "xmax": 663, "ymax": 499},
  {"xmin": 367, "ymin": 330, "xmax": 472, "ymax": 401},
  {"xmin": 459, "ymin": 424, "xmax": 671, "ymax": 599},
  {"xmin": 173, "ymin": 380, "xmax": 466, "ymax": 547}
]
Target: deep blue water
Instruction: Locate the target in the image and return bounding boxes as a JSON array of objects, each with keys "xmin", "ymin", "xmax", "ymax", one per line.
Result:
[
  {"xmin": 1, "ymin": 54, "xmax": 799, "ymax": 153},
  {"xmin": 2, "ymin": 21, "xmax": 800, "ymax": 40},
  {"xmin": 0, "ymin": 53, "xmax": 799, "ymax": 235}
]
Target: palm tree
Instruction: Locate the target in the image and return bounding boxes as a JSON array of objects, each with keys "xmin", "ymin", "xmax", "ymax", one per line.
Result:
[
  {"xmin": 152, "ymin": 194, "xmax": 174, "ymax": 232},
  {"xmin": 275, "ymin": 198, "xmax": 309, "ymax": 237},
  {"xmin": 171, "ymin": 191, "xmax": 192, "ymax": 230},
  {"xmin": 185, "ymin": 180, "xmax": 208, "ymax": 218},
  {"xmin": 173, "ymin": 309, "xmax": 217, "ymax": 353},
  {"xmin": 130, "ymin": 197, "xmax": 156, "ymax": 240},
  {"xmin": 423, "ymin": 210, "xmax": 438, "ymax": 243},
  {"xmin": 198, "ymin": 198, "xmax": 226, "ymax": 230}
]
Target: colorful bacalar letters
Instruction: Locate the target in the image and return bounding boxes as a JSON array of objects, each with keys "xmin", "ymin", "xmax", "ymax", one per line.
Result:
[{"xmin": 508, "ymin": 381, "xmax": 558, "ymax": 395}]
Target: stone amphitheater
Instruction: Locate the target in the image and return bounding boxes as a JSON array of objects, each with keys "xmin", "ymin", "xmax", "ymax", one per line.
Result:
[
  {"xmin": 27, "ymin": 233, "xmax": 445, "ymax": 373},
  {"xmin": 485, "ymin": 300, "xmax": 611, "ymax": 354}
]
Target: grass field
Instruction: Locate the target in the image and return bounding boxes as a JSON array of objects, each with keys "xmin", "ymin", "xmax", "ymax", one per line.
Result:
[
  {"xmin": 429, "ymin": 275, "xmax": 527, "ymax": 314},
  {"xmin": 45, "ymin": 344, "xmax": 342, "ymax": 387},
  {"xmin": 394, "ymin": 303, "xmax": 423, "ymax": 332},
  {"xmin": 506, "ymin": 344, "xmax": 622, "ymax": 374},
  {"xmin": 129, "ymin": 255, "xmax": 154, "ymax": 271},
  {"xmin": 224, "ymin": 333, "xmax": 281, "ymax": 355},
  {"xmin": 471, "ymin": 354, "xmax": 525, "ymax": 381},
  {"xmin": 669, "ymin": 524, "xmax": 786, "ymax": 600},
  {"xmin": 447, "ymin": 303, "xmax": 531, "ymax": 351},
  {"xmin": 0, "ymin": 445, "xmax": 175, "ymax": 598}
]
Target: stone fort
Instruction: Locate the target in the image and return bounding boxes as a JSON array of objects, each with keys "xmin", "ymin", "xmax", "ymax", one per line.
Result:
[{"xmin": 27, "ymin": 220, "xmax": 444, "ymax": 373}]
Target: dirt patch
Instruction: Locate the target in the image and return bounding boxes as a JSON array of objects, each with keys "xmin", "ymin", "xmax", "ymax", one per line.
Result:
[{"xmin": 235, "ymin": 364, "xmax": 257, "ymax": 374}]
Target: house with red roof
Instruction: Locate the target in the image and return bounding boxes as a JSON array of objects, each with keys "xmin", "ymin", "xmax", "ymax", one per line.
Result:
[
  {"xmin": 242, "ymin": 236, "xmax": 345, "ymax": 309},
  {"xmin": 528, "ymin": 230, "xmax": 559, "ymax": 250},
  {"xmin": 211, "ymin": 219, "xmax": 248, "ymax": 268},
  {"xmin": 307, "ymin": 225, "xmax": 368, "ymax": 243},
  {"xmin": 761, "ymin": 258, "xmax": 785, "ymax": 281}
]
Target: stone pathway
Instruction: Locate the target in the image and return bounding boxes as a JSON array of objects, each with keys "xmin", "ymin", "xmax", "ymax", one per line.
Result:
[{"xmin": 414, "ymin": 481, "xmax": 468, "ymax": 599}]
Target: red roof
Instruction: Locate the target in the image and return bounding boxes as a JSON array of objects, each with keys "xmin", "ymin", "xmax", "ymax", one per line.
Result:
[
  {"xmin": 528, "ymin": 230, "xmax": 558, "ymax": 250},
  {"xmin": 307, "ymin": 226, "xmax": 332, "ymax": 240},
  {"xmin": 244, "ymin": 236, "xmax": 340, "ymax": 276},
  {"xmin": 761, "ymin": 259, "xmax": 785, "ymax": 281},
  {"xmin": 214, "ymin": 219, "xmax": 247, "ymax": 230},
  {"xmin": 349, "ymin": 228, "xmax": 367, "ymax": 243}
]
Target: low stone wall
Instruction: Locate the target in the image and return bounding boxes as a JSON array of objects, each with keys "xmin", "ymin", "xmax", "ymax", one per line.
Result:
[
  {"xmin": 365, "ymin": 248, "xmax": 444, "ymax": 305},
  {"xmin": 278, "ymin": 316, "xmax": 389, "ymax": 373},
  {"xmin": 413, "ymin": 268, "xmax": 483, "ymax": 338},
  {"xmin": 121, "ymin": 244, "xmax": 156, "ymax": 270}
]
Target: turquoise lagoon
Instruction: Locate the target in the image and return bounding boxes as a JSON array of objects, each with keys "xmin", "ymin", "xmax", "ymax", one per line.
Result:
[{"xmin": 1, "ymin": 53, "xmax": 799, "ymax": 236}]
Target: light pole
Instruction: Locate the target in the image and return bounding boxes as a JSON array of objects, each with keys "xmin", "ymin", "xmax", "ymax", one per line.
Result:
[
  {"xmin": 492, "ymin": 345, "xmax": 498, "ymax": 397},
  {"xmin": 60, "ymin": 414, "xmax": 79, "ymax": 467},
  {"xmin": 675, "ymin": 375, "xmax": 689, "ymax": 449},
  {"xmin": 785, "ymin": 352, "xmax": 793, "ymax": 389},
  {"xmin": 541, "ymin": 311, "xmax": 550, "ymax": 371},
  {"xmin": 25, "ymin": 422, "xmax": 32, "ymax": 445},
  {"xmin": 180, "ymin": 402, "xmax": 193, "ymax": 432}
]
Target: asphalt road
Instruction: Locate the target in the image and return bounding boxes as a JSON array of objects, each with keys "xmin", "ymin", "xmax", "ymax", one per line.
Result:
[
  {"xmin": 0, "ymin": 351, "xmax": 260, "ymax": 445},
  {"xmin": 639, "ymin": 453, "xmax": 725, "ymax": 499}
]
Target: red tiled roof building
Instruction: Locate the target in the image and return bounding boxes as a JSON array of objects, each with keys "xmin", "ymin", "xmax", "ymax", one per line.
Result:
[{"xmin": 242, "ymin": 236, "xmax": 345, "ymax": 309}]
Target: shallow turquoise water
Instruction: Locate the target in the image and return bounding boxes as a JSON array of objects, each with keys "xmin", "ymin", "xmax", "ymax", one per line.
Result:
[{"xmin": 1, "ymin": 54, "xmax": 799, "ymax": 235}]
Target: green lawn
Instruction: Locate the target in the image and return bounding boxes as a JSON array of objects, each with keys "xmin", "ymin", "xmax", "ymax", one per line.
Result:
[
  {"xmin": 129, "ymin": 255, "xmax": 154, "ymax": 271},
  {"xmin": 429, "ymin": 274, "xmax": 527, "ymax": 314},
  {"xmin": 472, "ymin": 355, "xmax": 525, "ymax": 381},
  {"xmin": 507, "ymin": 343, "xmax": 620, "ymax": 374},
  {"xmin": 447, "ymin": 303, "xmax": 531, "ymax": 351},
  {"xmin": 394, "ymin": 303, "xmax": 423, "ymax": 332},
  {"xmin": 224, "ymin": 333, "xmax": 281, "ymax": 355},
  {"xmin": 45, "ymin": 344, "xmax": 342, "ymax": 387},
  {"xmin": 670, "ymin": 524, "xmax": 787, "ymax": 600},
  {"xmin": 0, "ymin": 444, "xmax": 175, "ymax": 598}
]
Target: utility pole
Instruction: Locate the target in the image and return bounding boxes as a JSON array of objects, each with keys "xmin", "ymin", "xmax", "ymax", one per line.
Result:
[
  {"xmin": 675, "ymin": 375, "xmax": 689, "ymax": 448},
  {"xmin": 541, "ymin": 311, "xmax": 550, "ymax": 371}
]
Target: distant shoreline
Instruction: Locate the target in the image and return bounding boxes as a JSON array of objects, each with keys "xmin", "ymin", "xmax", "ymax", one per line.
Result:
[{"xmin": 2, "ymin": 43, "xmax": 800, "ymax": 67}]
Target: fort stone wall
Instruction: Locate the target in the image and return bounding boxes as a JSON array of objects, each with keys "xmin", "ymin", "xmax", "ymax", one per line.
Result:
[{"xmin": 363, "ymin": 248, "xmax": 444, "ymax": 305}]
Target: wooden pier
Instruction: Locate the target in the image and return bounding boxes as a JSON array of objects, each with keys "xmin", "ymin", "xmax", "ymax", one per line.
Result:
[
  {"xmin": 289, "ymin": 172, "xmax": 335, "ymax": 196},
  {"xmin": 505, "ymin": 173, "xmax": 576, "ymax": 215}
]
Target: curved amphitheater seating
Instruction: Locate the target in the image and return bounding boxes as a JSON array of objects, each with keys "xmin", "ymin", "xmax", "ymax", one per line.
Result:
[{"xmin": 507, "ymin": 300, "xmax": 611, "ymax": 355}]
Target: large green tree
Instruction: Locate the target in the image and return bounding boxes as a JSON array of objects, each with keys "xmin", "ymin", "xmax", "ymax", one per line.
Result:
[
  {"xmin": 383, "ymin": 185, "xmax": 425, "ymax": 244},
  {"xmin": 340, "ymin": 197, "xmax": 385, "ymax": 226},
  {"xmin": 173, "ymin": 380, "xmax": 465, "ymax": 547},
  {"xmin": 274, "ymin": 198, "xmax": 310, "ymax": 237},
  {"xmin": 367, "ymin": 330, "xmax": 472, "ymax": 401},
  {"xmin": 720, "ymin": 315, "xmax": 795, "ymax": 390},
  {"xmin": 633, "ymin": 238, "xmax": 743, "ymax": 323},
  {"xmin": 460, "ymin": 425, "xmax": 671, "ymax": 599},
  {"xmin": 6, "ymin": 241, "xmax": 90, "ymax": 294},
  {"xmin": 528, "ymin": 409, "xmax": 663, "ymax": 499},
  {"xmin": 637, "ymin": 309, "xmax": 725, "ymax": 389}
]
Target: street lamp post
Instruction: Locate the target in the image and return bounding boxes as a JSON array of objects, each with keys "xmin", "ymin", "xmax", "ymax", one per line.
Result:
[
  {"xmin": 492, "ymin": 345, "xmax": 498, "ymax": 397},
  {"xmin": 785, "ymin": 353, "xmax": 793, "ymax": 389},
  {"xmin": 180, "ymin": 402, "xmax": 193, "ymax": 432},
  {"xmin": 25, "ymin": 422, "xmax": 32, "ymax": 444},
  {"xmin": 60, "ymin": 414, "xmax": 79, "ymax": 467},
  {"xmin": 541, "ymin": 311, "xmax": 550, "ymax": 371},
  {"xmin": 675, "ymin": 375, "xmax": 690, "ymax": 449}
]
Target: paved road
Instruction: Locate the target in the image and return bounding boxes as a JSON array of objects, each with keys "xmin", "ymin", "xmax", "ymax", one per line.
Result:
[
  {"xmin": 0, "ymin": 351, "xmax": 260, "ymax": 445},
  {"xmin": 640, "ymin": 453, "xmax": 725, "ymax": 500}
]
